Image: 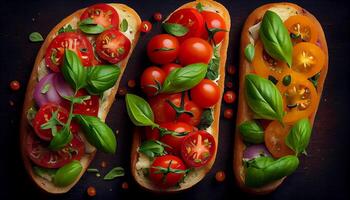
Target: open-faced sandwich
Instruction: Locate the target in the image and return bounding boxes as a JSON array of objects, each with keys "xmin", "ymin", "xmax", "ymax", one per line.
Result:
[
  {"xmin": 125, "ymin": 0, "xmax": 230, "ymax": 192},
  {"xmin": 233, "ymin": 2, "xmax": 328, "ymax": 195},
  {"xmin": 20, "ymin": 3, "xmax": 141, "ymax": 193}
]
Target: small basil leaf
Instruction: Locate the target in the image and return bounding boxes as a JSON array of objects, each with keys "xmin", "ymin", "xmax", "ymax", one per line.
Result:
[
  {"xmin": 259, "ymin": 11, "xmax": 293, "ymax": 67},
  {"xmin": 53, "ymin": 160, "xmax": 82, "ymax": 187},
  {"xmin": 239, "ymin": 120, "xmax": 264, "ymax": 144},
  {"xmin": 41, "ymin": 83, "xmax": 51, "ymax": 94},
  {"xmin": 206, "ymin": 45, "xmax": 220, "ymax": 80},
  {"xmin": 49, "ymin": 126, "xmax": 73, "ymax": 150},
  {"xmin": 76, "ymin": 115, "xmax": 117, "ymax": 154},
  {"xmin": 58, "ymin": 24, "xmax": 74, "ymax": 34},
  {"xmin": 120, "ymin": 19, "xmax": 128, "ymax": 32},
  {"xmin": 244, "ymin": 43, "xmax": 255, "ymax": 63},
  {"xmin": 78, "ymin": 18, "xmax": 105, "ymax": 34},
  {"xmin": 33, "ymin": 166, "xmax": 56, "ymax": 182},
  {"xmin": 162, "ymin": 23, "xmax": 189, "ymax": 37},
  {"xmin": 138, "ymin": 140, "xmax": 167, "ymax": 158},
  {"xmin": 161, "ymin": 63, "xmax": 208, "ymax": 93},
  {"xmin": 86, "ymin": 65, "xmax": 121, "ymax": 94},
  {"xmin": 103, "ymin": 167, "xmax": 125, "ymax": 180},
  {"xmin": 29, "ymin": 32, "xmax": 44, "ymax": 42},
  {"xmin": 196, "ymin": 2, "xmax": 204, "ymax": 12},
  {"xmin": 197, "ymin": 108, "xmax": 214, "ymax": 130},
  {"xmin": 125, "ymin": 94, "xmax": 158, "ymax": 127},
  {"xmin": 309, "ymin": 72, "xmax": 320, "ymax": 89},
  {"xmin": 285, "ymin": 118, "xmax": 312, "ymax": 155},
  {"xmin": 282, "ymin": 75, "xmax": 291, "ymax": 86},
  {"xmin": 245, "ymin": 74, "xmax": 284, "ymax": 123}
]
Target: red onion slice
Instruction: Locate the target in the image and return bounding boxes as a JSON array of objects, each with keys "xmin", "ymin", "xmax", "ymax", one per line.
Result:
[
  {"xmin": 54, "ymin": 73, "xmax": 74, "ymax": 98},
  {"xmin": 34, "ymin": 73, "xmax": 62, "ymax": 107},
  {"xmin": 243, "ymin": 144, "xmax": 272, "ymax": 161}
]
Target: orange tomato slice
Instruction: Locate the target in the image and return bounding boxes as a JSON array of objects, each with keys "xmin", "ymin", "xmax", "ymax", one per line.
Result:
[
  {"xmin": 292, "ymin": 42, "xmax": 325, "ymax": 78},
  {"xmin": 277, "ymin": 72, "xmax": 318, "ymax": 124},
  {"xmin": 284, "ymin": 15, "xmax": 318, "ymax": 45},
  {"xmin": 265, "ymin": 120, "xmax": 294, "ymax": 158}
]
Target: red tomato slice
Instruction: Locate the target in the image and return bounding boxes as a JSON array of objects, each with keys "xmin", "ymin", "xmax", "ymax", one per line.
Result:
[
  {"xmin": 45, "ymin": 32, "xmax": 94, "ymax": 72},
  {"xmin": 26, "ymin": 131, "xmax": 84, "ymax": 168},
  {"xmin": 80, "ymin": 3, "xmax": 119, "ymax": 29},
  {"xmin": 60, "ymin": 89, "xmax": 100, "ymax": 117},
  {"xmin": 181, "ymin": 131, "xmax": 216, "ymax": 168},
  {"xmin": 96, "ymin": 28, "xmax": 131, "ymax": 64},
  {"xmin": 33, "ymin": 103, "xmax": 69, "ymax": 141},
  {"xmin": 167, "ymin": 8, "xmax": 205, "ymax": 42}
]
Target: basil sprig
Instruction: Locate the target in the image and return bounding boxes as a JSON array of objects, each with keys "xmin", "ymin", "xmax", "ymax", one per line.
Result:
[
  {"xmin": 286, "ymin": 118, "xmax": 312, "ymax": 155},
  {"xmin": 58, "ymin": 24, "xmax": 74, "ymax": 34},
  {"xmin": 245, "ymin": 155, "xmax": 299, "ymax": 187},
  {"xmin": 78, "ymin": 18, "xmax": 105, "ymax": 34},
  {"xmin": 62, "ymin": 49, "xmax": 87, "ymax": 91},
  {"xmin": 161, "ymin": 63, "xmax": 208, "ymax": 93},
  {"xmin": 103, "ymin": 167, "xmax": 125, "ymax": 180},
  {"xmin": 162, "ymin": 23, "xmax": 189, "ymax": 37},
  {"xmin": 244, "ymin": 43, "xmax": 255, "ymax": 63},
  {"xmin": 138, "ymin": 140, "xmax": 168, "ymax": 158},
  {"xmin": 239, "ymin": 120, "xmax": 264, "ymax": 144},
  {"xmin": 53, "ymin": 160, "xmax": 82, "ymax": 187},
  {"xmin": 245, "ymin": 74, "xmax": 284, "ymax": 123},
  {"xmin": 125, "ymin": 94, "xmax": 158, "ymax": 128},
  {"xmin": 259, "ymin": 11, "xmax": 293, "ymax": 67},
  {"xmin": 197, "ymin": 108, "xmax": 214, "ymax": 130},
  {"xmin": 75, "ymin": 115, "xmax": 117, "ymax": 154},
  {"xmin": 86, "ymin": 65, "xmax": 121, "ymax": 95}
]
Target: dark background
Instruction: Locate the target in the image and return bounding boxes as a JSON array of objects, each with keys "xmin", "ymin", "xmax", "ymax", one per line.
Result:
[{"xmin": 1, "ymin": 0, "xmax": 349, "ymax": 199}]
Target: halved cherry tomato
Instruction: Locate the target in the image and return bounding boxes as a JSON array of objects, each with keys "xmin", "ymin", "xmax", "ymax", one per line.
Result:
[
  {"xmin": 26, "ymin": 131, "xmax": 84, "ymax": 168},
  {"xmin": 166, "ymin": 8, "xmax": 205, "ymax": 42},
  {"xmin": 181, "ymin": 131, "xmax": 216, "ymax": 168},
  {"xmin": 191, "ymin": 79, "xmax": 220, "ymax": 108},
  {"xmin": 178, "ymin": 37, "xmax": 213, "ymax": 66},
  {"xmin": 277, "ymin": 72, "xmax": 318, "ymax": 123},
  {"xmin": 252, "ymin": 40, "xmax": 291, "ymax": 81},
  {"xmin": 80, "ymin": 3, "xmax": 119, "ymax": 29},
  {"xmin": 140, "ymin": 21, "xmax": 152, "ymax": 33},
  {"xmin": 162, "ymin": 63, "xmax": 182, "ymax": 76},
  {"xmin": 96, "ymin": 28, "xmax": 131, "ymax": 64},
  {"xmin": 45, "ymin": 32, "xmax": 94, "ymax": 72},
  {"xmin": 33, "ymin": 103, "xmax": 69, "ymax": 141},
  {"xmin": 201, "ymin": 11, "xmax": 226, "ymax": 44},
  {"xmin": 149, "ymin": 155, "xmax": 187, "ymax": 188},
  {"xmin": 291, "ymin": 42, "xmax": 325, "ymax": 78},
  {"xmin": 140, "ymin": 66, "xmax": 166, "ymax": 96},
  {"xmin": 147, "ymin": 34, "xmax": 179, "ymax": 65},
  {"xmin": 264, "ymin": 120, "xmax": 294, "ymax": 158},
  {"xmin": 284, "ymin": 15, "xmax": 318, "ymax": 45}
]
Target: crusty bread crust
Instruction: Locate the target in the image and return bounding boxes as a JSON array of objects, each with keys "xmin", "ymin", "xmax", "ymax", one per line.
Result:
[
  {"xmin": 130, "ymin": 0, "xmax": 230, "ymax": 193},
  {"xmin": 19, "ymin": 3, "xmax": 141, "ymax": 194},
  {"xmin": 233, "ymin": 2, "xmax": 328, "ymax": 195}
]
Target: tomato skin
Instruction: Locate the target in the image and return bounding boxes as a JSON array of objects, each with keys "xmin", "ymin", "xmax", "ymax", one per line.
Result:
[
  {"xmin": 147, "ymin": 34, "xmax": 180, "ymax": 65},
  {"xmin": 141, "ymin": 21, "xmax": 152, "ymax": 33},
  {"xmin": 80, "ymin": 3, "xmax": 119, "ymax": 29},
  {"xmin": 201, "ymin": 11, "xmax": 226, "ymax": 44},
  {"xmin": 61, "ymin": 89, "xmax": 100, "ymax": 117},
  {"xmin": 96, "ymin": 28, "xmax": 131, "ymax": 64},
  {"xmin": 264, "ymin": 121, "xmax": 294, "ymax": 158},
  {"xmin": 45, "ymin": 32, "xmax": 94, "ymax": 72},
  {"xmin": 149, "ymin": 155, "xmax": 187, "ymax": 188},
  {"xmin": 140, "ymin": 66, "xmax": 166, "ymax": 96},
  {"xmin": 178, "ymin": 37, "xmax": 213, "ymax": 66},
  {"xmin": 145, "ymin": 127, "xmax": 160, "ymax": 141},
  {"xmin": 191, "ymin": 79, "xmax": 220, "ymax": 108},
  {"xmin": 223, "ymin": 91, "xmax": 236, "ymax": 104},
  {"xmin": 162, "ymin": 63, "xmax": 182, "ymax": 76}
]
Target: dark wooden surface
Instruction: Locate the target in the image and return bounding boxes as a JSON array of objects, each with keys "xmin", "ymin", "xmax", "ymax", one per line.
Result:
[{"xmin": 1, "ymin": 0, "xmax": 349, "ymax": 199}]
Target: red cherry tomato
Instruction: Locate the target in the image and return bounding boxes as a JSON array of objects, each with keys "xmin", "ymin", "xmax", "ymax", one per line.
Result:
[
  {"xmin": 80, "ymin": 3, "xmax": 119, "ymax": 29},
  {"xmin": 153, "ymin": 12, "xmax": 162, "ymax": 22},
  {"xmin": 166, "ymin": 8, "xmax": 205, "ymax": 42},
  {"xmin": 140, "ymin": 66, "xmax": 166, "ymax": 96},
  {"xmin": 224, "ymin": 108, "xmax": 233, "ymax": 119},
  {"xmin": 147, "ymin": 34, "xmax": 180, "ymax": 65},
  {"xmin": 223, "ymin": 91, "xmax": 236, "ymax": 104},
  {"xmin": 181, "ymin": 131, "xmax": 216, "ymax": 168},
  {"xmin": 162, "ymin": 63, "xmax": 182, "ymax": 76},
  {"xmin": 178, "ymin": 37, "xmax": 213, "ymax": 66},
  {"xmin": 96, "ymin": 28, "xmax": 131, "ymax": 64},
  {"xmin": 140, "ymin": 21, "xmax": 152, "ymax": 33},
  {"xmin": 215, "ymin": 171, "xmax": 226, "ymax": 182},
  {"xmin": 10, "ymin": 80, "xmax": 20, "ymax": 91},
  {"xmin": 149, "ymin": 155, "xmax": 187, "ymax": 188},
  {"xmin": 191, "ymin": 79, "xmax": 220, "ymax": 108},
  {"xmin": 45, "ymin": 32, "xmax": 94, "ymax": 72},
  {"xmin": 201, "ymin": 11, "xmax": 226, "ymax": 44}
]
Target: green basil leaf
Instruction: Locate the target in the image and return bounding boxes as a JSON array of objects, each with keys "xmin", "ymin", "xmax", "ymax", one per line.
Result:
[
  {"xmin": 29, "ymin": 32, "xmax": 44, "ymax": 42},
  {"xmin": 162, "ymin": 23, "xmax": 189, "ymax": 37},
  {"xmin": 58, "ymin": 24, "xmax": 74, "ymax": 34},
  {"xmin": 139, "ymin": 140, "xmax": 166, "ymax": 158},
  {"xmin": 196, "ymin": 2, "xmax": 204, "ymax": 12},
  {"xmin": 120, "ymin": 19, "xmax": 128, "ymax": 32},
  {"xmin": 103, "ymin": 167, "xmax": 125, "ymax": 180},
  {"xmin": 78, "ymin": 18, "xmax": 105, "ymax": 34},
  {"xmin": 53, "ymin": 160, "xmax": 82, "ymax": 187},
  {"xmin": 197, "ymin": 108, "xmax": 214, "ymax": 130},
  {"xmin": 239, "ymin": 120, "xmax": 264, "ymax": 144},
  {"xmin": 86, "ymin": 65, "xmax": 121, "ymax": 94},
  {"xmin": 259, "ymin": 11, "xmax": 293, "ymax": 67},
  {"xmin": 75, "ymin": 115, "xmax": 117, "ymax": 154},
  {"xmin": 125, "ymin": 94, "xmax": 158, "ymax": 127},
  {"xmin": 33, "ymin": 166, "xmax": 56, "ymax": 182},
  {"xmin": 206, "ymin": 45, "xmax": 220, "ymax": 80},
  {"xmin": 61, "ymin": 49, "xmax": 88, "ymax": 91},
  {"xmin": 285, "ymin": 118, "xmax": 312, "ymax": 155},
  {"xmin": 245, "ymin": 74, "xmax": 284, "ymax": 123},
  {"xmin": 309, "ymin": 72, "xmax": 320, "ymax": 89},
  {"xmin": 161, "ymin": 63, "xmax": 208, "ymax": 93},
  {"xmin": 41, "ymin": 83, "xmax": 51, "ymax": 94},
  {"xmin": 49, "ymin": 126, "xmax": 73, "ymax": 150},
  {"xmin": 245, "ymin": 155, "xmax": 299, "ymax": 187},
  {"xmin": 244, "ymin": 43, "xmax": 255, "ymax": 63}
]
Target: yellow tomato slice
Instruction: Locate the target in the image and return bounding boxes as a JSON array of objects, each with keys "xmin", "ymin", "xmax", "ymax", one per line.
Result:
[
  {"xmin": 284, "ymin": 15, "xmax": 318, "ymax": 45},
  {"xmin": 265, "ymin": 120, "xmax": 294, "ymax": 158},
  {"xmin": 292, "ymin": 42, "xmax": 325, "ymax": 78}
]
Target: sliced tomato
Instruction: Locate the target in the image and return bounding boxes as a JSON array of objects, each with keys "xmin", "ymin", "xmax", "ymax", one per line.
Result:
[
  {"xmin": 201, "ymin": 11, "xmax": 226, "ymax": 44},
  {"xmin": 26, "ymin": 131, "xmax": 84, "ymax": 168},
  {"xmin": 191, "ymin": 79, "xmax": 221, "ymax": 108},
  {"xmin": 264, "ymin": 120, "xmax": 294, "ymax": 158},
  {"xmin": 291, "ymin": 42, "xmax": 325, "ymax": 78},
  {"xmin": 166, "ymin": 8, "xmax": 205, "ymax": 42},
  {"xmin": 178, "ymin": 37, "xmax": 213, "ymax": 66},
  {"xmin": 147, "ymin": 34, "xmax": 180, "ymax": 65},
  {"xmin": 162, "ymin": 63, "xmax": 182, "ymax": 76},
  {"xmin": 80, "ymin": 3, "xmax": 119, "ymax": 29},
  {"xmin": 33, "ymin": 103, "xmax": 69, "ymax": 141},
  {"xmin": 96, "ymin": 28, "xmax": 131, "ymax": 64},
  {"xmin": 140, "ymin": 66, "xmax": 166, "ymax": 96},
  {"xmin": 181, "ymin": 131, "xmax": 216, "ymax": 168},
  {"xmin": 73, "ymin": 89, "xmax": 100, "ymax": 116},
  {"xmin": 284, "ymin": 15, "xmax": 318, "ymax": 45}
]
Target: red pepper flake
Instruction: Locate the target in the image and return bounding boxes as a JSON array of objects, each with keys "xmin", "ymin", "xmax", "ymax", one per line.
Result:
[
  {"xmin": 127, "ymin": 79, "xmax": 136, "ymax": 88},
  {"xmin": 100, "ymin": 161, "xmax": 107, "ymax": 168},
  {"xmin": 227, "ymin": 65, "xmax": 236, "ymax": 75},
  {"xmin": 10, "ymin": 80, "xmax": 20, "ymax": 91},
  {"xmin": 226, "ymin": 81, "xmax": 233, "ymax": 89},
  {"xmin": 153, "ymin": 12, "xmax": 162, "ymax": 22},
  {"xmin": 224, "ymin": 108, "xmax": 233, "ymax": 119},
  {"xmin": 118, "ymin": 86, "xmax": 127, "ymax": 96},
  {"xmin": 87, "ymin": 186, "xmax": 96, "ymax": 197},
  {"xmin": 122, "ymin": 182, "xmax": 129, "ymax": 190},
  {"xmin": 215, "ymin": 171, "xmax": 226, "ymax": 182}
]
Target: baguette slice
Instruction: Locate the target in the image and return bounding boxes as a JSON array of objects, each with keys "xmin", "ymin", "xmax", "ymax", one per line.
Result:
[
  {"xmin": 20, "ymin": 3, "xmax": 141, "ymax": 194},
  {"xmin": 234, "ymin": 2, "xmax": 328, "ymax": 195},
  {"xmin": 130, "ymin": 0, "xmax": 230, "ymax": 192}
]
